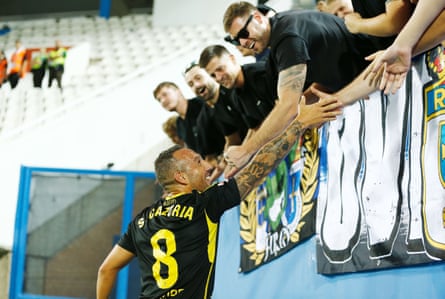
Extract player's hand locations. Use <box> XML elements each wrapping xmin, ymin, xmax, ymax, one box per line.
<box><xmin>206</xmin><ymin>155</ymin><xmax>226</xmax><ymax>183</ymax></box>
<box><xmin>223</xmin><ymin>163</ymin><xmax>239</xmax><ymax>179</ymax></box>
<box><xmin>223</xmin><ymin>146</ymin><xmax>253</xmax><ymax>178</ymax></box>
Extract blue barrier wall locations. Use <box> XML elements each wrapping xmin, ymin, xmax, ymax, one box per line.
<box><xmin>213</xmin><ymin>207</ymin><xmax>445</xmax><ymax>299</ymax></box>
<box><xmin>10</xmin><ymin>167</ymin><xmax>445</xmax><ymax>299</ymax></box>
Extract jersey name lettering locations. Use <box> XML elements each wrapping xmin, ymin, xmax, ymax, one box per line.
<box><xmin>159</xmin><ymin>288</ymin><xmax>185</xmax><ymax>299</ymax></box>
<box><xmin>149</xmin><ymin>204</ymin><xmax>194</xmax><ymax>220</ymax></box>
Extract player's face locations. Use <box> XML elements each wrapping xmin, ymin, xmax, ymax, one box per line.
<box><xmin>228</xmin><ymin>12</ymin><xmax>269</xmax><ymax>55</ymax></box>
<box><xmin>205</xmin><ymin>54</ymin><xmax>239</xmax><ymax>89</ymax></box>
<box><xmin>174</xmin><ymin>148</ymin><xmax>213</xmax><ymax>191</ymax></box>
<box><xmin>185</xmin><ymin>66</ymin><xmax>218</xmax><ymax>102</ymax></box>
<box><xmin>156</xmin><ymin>86</ymin><xmax>180</xmax><ymax>112</ymax></box>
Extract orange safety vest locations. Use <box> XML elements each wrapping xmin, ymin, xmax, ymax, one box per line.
<box><xmin>0</xmin><ymin>58</ymin><xmax>7</xmax><ymax>82</ymax></box>
<box><xmin>9</xmin><ymin>47</ymin><xmax>26</xmax><ymax>74</ymax></box>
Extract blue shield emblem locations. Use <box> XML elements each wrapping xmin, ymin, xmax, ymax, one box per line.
<box><xmin>440</xmin><ymin>122</ymin><xmax>445</xmax><ymax>187</ymax></box>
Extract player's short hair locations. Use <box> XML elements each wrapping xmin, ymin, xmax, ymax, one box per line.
<box><xmin>153</xmin><ymin>81</ymin><xmax>179</xmax><ymax>100</ymax></box>
<box><xmin>199</xmin><ymin>44</ymin><xmax>230</xmax><ymax>68</ymax></box>
<box><xmin>154</xmin><ymin>145</ymin><xmax>183</xmax><ymax>188</ymax></box>
<box><xmin>223</xmin><ymin>1</ymin><xmax>256</xmax><ymax>33</ymax></box>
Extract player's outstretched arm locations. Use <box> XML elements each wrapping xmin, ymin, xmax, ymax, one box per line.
<box><xmin>233</xmin><ymin>96</ymin><xmax>342</xmax><ymax>199</ymax></box>
<box><xmin>223</xmin><ymin>64</ymin><xmax>307</xmax><ymax>177</ymax></box>
<box><xmin>97</xmin><ymin>245</ymin><xmax>135</xmax><ymax>299</ymax></box>
<box><xmin>225</xmin><ymin>92</ymin><xmax>343</xmax><ymax>178</ymax></box>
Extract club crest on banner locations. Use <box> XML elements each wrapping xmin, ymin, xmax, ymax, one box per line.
<box><xmin>425</xmin><ymin>45</ymin><xmax>445</xmax><ymax>189</ymax></box>
<box><xmin>422</xmin><ymin>45</ymin><xmax>445</xmax><ymax>259</ymax></box>
<box><xmin>239</xmin><ymin>128</ymin><xmax>319</xmax><ymax>272</ymax></box>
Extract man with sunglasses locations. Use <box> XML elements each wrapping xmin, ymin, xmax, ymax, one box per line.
<box><xmin>221</xmin><ymin>1</ymin><xmax>378</xmax><ymax>176</ymax></box>
<box><xmin>224</xmin><ymin>3</ymin><xmax>275</xmax><ymax>62</ymax></box>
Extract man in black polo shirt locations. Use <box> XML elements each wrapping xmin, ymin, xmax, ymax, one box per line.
<box><xmin>96</xmin><ymin>93</ymin><xmax>343</xmax><ymax>299</ymax></box>
<box><xmin>199</xmin><ymin>44</ymin><xmax>277</xmax><ymax>131</ymax></box>
<box><xmin>222</xmin><ymin>1</ymin><xmax>378</xmax><ymax>176</ymax></box>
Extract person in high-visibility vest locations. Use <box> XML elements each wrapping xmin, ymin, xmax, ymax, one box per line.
<box><xmin>0</xmin><ymin>50</ymin><xmax>7</xmax><ymax>88</ymax></box>
<box><xmin>7</xmin><ymin>40</ymin><xmax>26</xmax><ymax>89</ymax></box>
<box><xmin>48</xmin><ymin>40</ymin><xmax>67</xmax><ymax>89</ymax></box>
<box><xmin>31</xmin><ymin>48</ymin><xmax>48</xmax><ymax>88</ymax></box>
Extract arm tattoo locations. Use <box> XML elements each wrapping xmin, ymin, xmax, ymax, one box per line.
<box><xmin>278</xmin><ymin>64</ymin><xmax>306</xmax><ymax>94</ymax></box>
<box><xmin>235</xmin><ymin>119</ymin><xmax>305</xmax><ymax>199</ymax></box>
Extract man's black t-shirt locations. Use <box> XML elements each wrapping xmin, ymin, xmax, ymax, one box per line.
<box><xmin>118</xmin><ymin>179</ymin><xmax>241</xmax><ymax>299</ymax></box>
<box><xmin>268</xmin><ymin>10</ymin><xmax>378</xmax><ymax>92</ymax></box>
<box><xmin>196</xmin><ymin>104</ymin><xmax>226</xmax><ymax>156</ymax></box>
<box><xmin>351</xmin><ymin>0</ymin><xmax>396</xmax><ymax>51</ymax></box>
<box><xmin>176</xmin><ymin>98</ymin><xmax>204</xmax><ymax>154</ymax></box>
<box><xmin>235</xmin><ymin>61</ymin><xmax>277</xmax><ymax>128</ymax></box>
<box><xmin>176</xmin><ymin>97</ymin><xmax>225</xmax><ymax>157</ymax></box>
<box><xmin>212</xmin><ymin>86</ymin><xmax>248</xmax><ymax>139</ymax></box>
<box><xmin>352</xmin><ymin>0</ymin><xmax>386</xmax><ymax>18</ymax></box>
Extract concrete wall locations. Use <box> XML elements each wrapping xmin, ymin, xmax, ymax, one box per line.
<box><xmin>0</xmin><ymin>250</ymin><xmax>11</xmax><ymax>299</ymax></box>
<box><xmin>24</xmin><ymin>177</ymin><xmax>157</xmax><ymax>298</ymax></box>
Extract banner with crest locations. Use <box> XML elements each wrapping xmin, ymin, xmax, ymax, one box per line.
<box><xmin>316</xmin><ymin>46</ymin><xmax>445</xmax><ymax>274</ymax></box>
<box><xmin>239</xmin><ymin>128</ymin><xmax>321</xmax><ymax>272</ymax></box>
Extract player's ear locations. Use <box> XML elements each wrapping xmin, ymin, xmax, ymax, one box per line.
<box><xmin>174</xmin><ymin>170</ymin><xmax>188</xmax><ymax>185</ymax></box>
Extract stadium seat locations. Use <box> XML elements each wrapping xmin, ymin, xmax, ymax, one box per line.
<box><xmin>0</xmin><ymin>11</ymin><xmax>224</xmax><ymax>135</ymax></box>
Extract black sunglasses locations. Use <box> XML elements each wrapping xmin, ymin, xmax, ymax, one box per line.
<box><xmin>224</xmin><ymin>14</ymin><xmax>253</xmax><ymax>46</ymax></box>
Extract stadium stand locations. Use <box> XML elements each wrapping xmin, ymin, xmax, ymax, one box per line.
<box><xmin>0</xmin><ymin>13</ymin><xmax>225</xmax><ymax>135</ymax></box>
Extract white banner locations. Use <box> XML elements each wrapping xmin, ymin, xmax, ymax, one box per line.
<box><xmin>316</xmin><ymin>47</ymin><xmax>445</xmax><ymax>274</ymax></box>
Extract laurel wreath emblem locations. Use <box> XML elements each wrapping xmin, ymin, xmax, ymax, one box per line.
<box><xmin>240</xmin><ymin>128</ymin><xmax>320</xmax><ymax>268</ymax></box>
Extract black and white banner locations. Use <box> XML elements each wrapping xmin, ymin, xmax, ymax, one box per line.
<box><xmin>316</xmin><ymin>47</ymin><xmax>445</xmax><ymax>274</ymax></box>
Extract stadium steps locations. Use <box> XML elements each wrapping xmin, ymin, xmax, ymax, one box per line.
<box><xmin>0</xmin><ymin>13</ymin><xmax>224</xmax><ymax>136</ymax></box>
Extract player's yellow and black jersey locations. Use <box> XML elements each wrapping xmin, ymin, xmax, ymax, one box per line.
<box><xmin>118</xmin><ymin>178</ymin><xmax>241</xmax><ymax>299</ymax></box>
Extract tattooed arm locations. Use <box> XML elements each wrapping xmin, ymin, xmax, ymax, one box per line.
<box><xmin>223</xmin><ymin>64</ymin><xmax>306</xmax><ymax>176</ymax></box>
<box><xmin>246</xmin><ymin>64</ymin><xmax>306</xmax><ymax>152</ymax></box>
<box><xmin>234</xmin><ymin>96</ymin><xmax>342</xmax><ymax>199</ymax></box>
<box><xmin>234</xmin><ymin>118</ymin><xmax>303</xmax><ymax>199</ymax></box>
